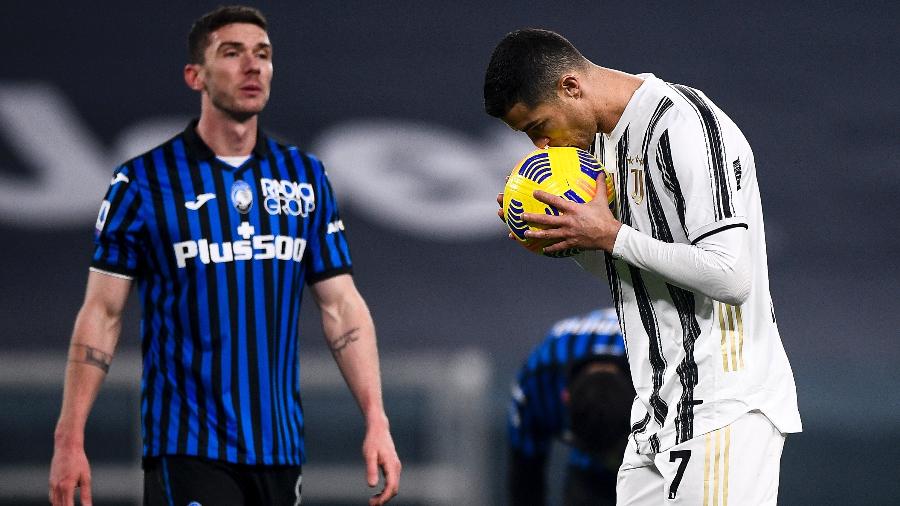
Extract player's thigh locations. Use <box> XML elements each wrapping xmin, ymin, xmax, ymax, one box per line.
<box><xmin>143</xmin><ymin>455</ymin><xmax>245</xmax><ymax>506</ymax></box>
<box><xmin>655</xmin><ymin>410</ymin><xmax>785</xmax><ymax>505</ymax></box>
<box><xmin>251</xmin><ymin>465</ymin><xmax>303</xmax><ymax>506</ymax></box>
<box><xmin>616</xmin><ymin>438</ymin><xmax>664</xmax><ymax>506</ymax></box>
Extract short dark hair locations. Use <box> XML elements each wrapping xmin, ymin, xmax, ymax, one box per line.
<box><xmin>188</xmin><ymin>5</ymin><xmax>268</xmax><ymax>64</ymax></box>
<box><xmin>567</xmin><ymin>358</ymin><xmax>634</xmax><ymax>455</ymax></box>
<box><xmin>483</xmin><ymin>28</ymin><xmax>588</xmax><ymax>118</ymax></box>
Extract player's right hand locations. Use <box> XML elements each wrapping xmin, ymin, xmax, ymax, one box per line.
<box><xmin>49</xmin><ymin>444</ymin><xmax>92</xmax><ymax>506</ymax></box>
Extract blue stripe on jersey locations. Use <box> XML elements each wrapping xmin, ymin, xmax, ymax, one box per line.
<box><xmin>573</xmin><ymin>331</ymin><xmax>590</xmax><ymax>359</ymax></box>
<box><xmin>555</xmin><ymin>335</ymin><xmax>569</xmax><ymax>364</ymax></box>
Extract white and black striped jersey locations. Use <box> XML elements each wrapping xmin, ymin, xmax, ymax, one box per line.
<box><xmin>577</xmin><ymin>74</ymin><xmax>801</xmax><ymax>455</ymax></box>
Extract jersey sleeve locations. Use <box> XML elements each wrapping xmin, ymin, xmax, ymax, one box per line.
<box><xmin>91</xmin><ymin>164</ymin><xmax>144</xmax><ymax>279</ymax></box>
<box><xmin>656</xmin><ymin>107</ymin><xmax>747</xmax><ymax>244</ymax></box>
<box><xmin>302</xmin><ymin>154</ymin><xmax>353</xmax><ymax>284</ymax></box>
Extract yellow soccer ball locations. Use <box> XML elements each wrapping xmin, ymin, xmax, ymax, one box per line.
<box><xmin>503</xmin><ymin>147</ymin><xmax>615</xmax><ymax>257</ymax></box>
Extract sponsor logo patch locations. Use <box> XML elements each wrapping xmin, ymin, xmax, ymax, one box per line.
<box><xmin>261</xmin><ymin>178</ymin><xmax>315</xmax><ymax>217</ymax></box>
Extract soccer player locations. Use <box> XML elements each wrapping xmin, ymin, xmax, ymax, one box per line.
<box><xmin>508</xmin><ymin>308</ymin><xmax>633</xmax><ymax>506</ymax></box>
<box><xmin>48</xmin><ymin>6</ymin><xmax>400</xmax><ymax>506</ymax></box>
<box><xmin>485</xmin><ymin>29</ymin><xmax>801</xmax><ymax>505</ymax></box>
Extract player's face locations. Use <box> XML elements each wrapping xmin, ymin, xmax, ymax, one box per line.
<box><xmin>503</xmin><ymin>95</ymin><xmax>597</xmax><ymax>150</ymax></box>
<box><xmin>198</xmin><ymin>23</ymin><xmax>273</xmax><ymax>120</ymax></box>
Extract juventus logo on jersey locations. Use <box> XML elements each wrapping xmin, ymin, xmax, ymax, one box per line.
<box><xmin>628</xmin><ymin>156</ymin><xmax>646</xmax><ymax>205</ymax></box>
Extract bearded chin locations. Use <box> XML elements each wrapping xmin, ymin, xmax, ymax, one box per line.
<box><xmin>210</xmin><ymin>91</ymin><xmax>268</xmax><ymax>123</ymax></box>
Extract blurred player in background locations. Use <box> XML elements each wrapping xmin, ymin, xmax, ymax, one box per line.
<box><xmin>508</xmin><ymin>308</ymin><xmax>633</xmax><ymax>506</ymax></box>
<box><xmin>49</xmin><ymin>6</ymin><xmax>400</xmax><ymax>506</ymax></box>
<box><xmin>485</xmin><ymin>29</ymin><xmax>800</xmax><ymax>505</ymax></box>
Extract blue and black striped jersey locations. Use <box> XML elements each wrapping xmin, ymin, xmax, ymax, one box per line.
<box><xmin>508</xmin><ymin>308</ymin><xmax>625</xmax><ymax>473</ymax></box>
<box><xmin>91</xmin><ymin>120</ymin><xmax>352</xmax><ymax>465</ymax></box>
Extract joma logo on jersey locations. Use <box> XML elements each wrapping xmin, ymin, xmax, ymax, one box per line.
<box><xmin>173</xmin><ymin>223</ymin><xmax>307</xmax><ymax>268</ymax></box>
<box><xmin>260</xmin><ymin>178</ymin><xmax>315</xmax><ymax>217</ymax></box>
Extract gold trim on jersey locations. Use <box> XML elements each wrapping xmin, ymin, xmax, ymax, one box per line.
<box><xmin>718</xmin><ymin>303</ymin><xmax>745</xmax><ymax>372</ymax></box>
<box><xmin>629</xmin><ymin>164</ymin><xmax>645</xmax><ymax>204</ymax></box>
<box><xmin>704</xmin><ymin>426</ymin><xmax>732</xmax><ymax>506</ymax></box>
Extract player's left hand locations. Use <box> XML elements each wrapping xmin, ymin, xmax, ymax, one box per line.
<box><xmin>362</xmin><ymin>421</ymin><xmax>401</xmax><ymax>505</ymax></box>
<box><xmin>522</xmin><ymin>171</ymin><xmax>622</xmax><ymax>253</ymax></box>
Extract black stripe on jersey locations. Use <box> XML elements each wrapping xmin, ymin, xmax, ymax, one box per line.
<box><xmin>650</xmin><ymin>435</ymin><xmax>660</xmax><ymax>453</ymax></box>
<box><xmin>642</xmin><ymin>142</ymin><xmax>702</xmax><ymax>444</ymax></box>
<box><xmin>733</xmin><ymin>159</ymin><xmax>742</xmax><ymax>191</ymax></box>
<box><xmin>631</xmin><ymin>412</ymin><xmax>651</xmax><ymax>435</ymax></box>
<box><xmin>642</xmin><ymin>162</ymin><xmax>703</xmax><ymax>445</ymax></box>
<box><xmin>278</xmin><ymin>148</ymin><xmax>306</xmax><ymax>462</ymax></box>
<box><xmin>227</xmin><ymin>214</ymin><xmax>245</xmax><ymax>463</ymax></box>
<box><xmin>300</xmin><ymin>153</ymin><xmax>331</xmax><ymax>271</ymax></box>
<box><xmin>690</xmin><ymin>223</ymin><xmax>748</xmax><ymax>245</ymax></box>
<box><xmin>603</xmin><ymin>252</ymin><xmax>626</xmax><ymax>356</ymax></box>
<box><xmin>642</xmin><ymin>100</ymin><xmax>675</xmax><ymax>243</ymax></box>
<box><xmin>257</xmin><ymin>157</ymin><xmax>286</xmax><ymax>463</ymax></box>
<box><xmin>206</xmin><ymin>165</ymin><xmax>232</xmax><ymax>460</ymax></box>
<box><xmin>629</xmin><ymin>266</ymin><xmax>668</xmax><ymax>427</ymax></box>
<box><xmin>242</xmin><ymin>163</ymin><xmax>265</xmax><ymax>464</ymax></box>
<box><xmin>640</xmin><ymin>98</ymin><xmax>674</xmax><ymax>169</ymax></box>
<box><xmin>137</xmin><ymin>155</ymin><xmax>163</xmax><ymax>455</ymax></box>
<box><xmin>184</xmin><ymin>155</ymin><xmax>216</xmax><ymax>459</ymax></box>
<box><xmin>672</xmin><ymin>84</ymin><xmax>734</xmax><ymax>221</ymax></box>
<box><xmin>656</xmin><ymin>131</ymin><xmax>689</xmax><ymax>239</ymax></box>
<box><xmin>143</xmin><ymin>148</ymin><xmax>178</xmax><ymax>455</ymax></box>
<box><xmin>544</xmin><ymin>339</ymin><xmax>563</xmax><ymax>431</ymax></box>
<box><xmin>287</xmin><ymin>152</ymin><xmax>318</xmax><ymax>271</ymax></box>
<box><xmin>668</xmin><ymin>285</ymin><xmax>701</xmax><ymax>444</ymax></box>
<box><xmin>174</xmin><ymin>147</ymin><xmax>210</xmax><ymax>457</ymax></box>
<box><xmin>616</xmin><ymin>128</ymin><xmax>631</xmax><ymax>226</ymax></box>
<box><xmin>161</xmin><ymin>144</ymin><xmax>194</xmax><ymax>455</ymax></box>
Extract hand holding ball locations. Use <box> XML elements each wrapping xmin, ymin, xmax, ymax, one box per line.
<box><xmin>502</xmin><ymin>147</ymin><xmax>615</xmax><ymax>257</ymax></box>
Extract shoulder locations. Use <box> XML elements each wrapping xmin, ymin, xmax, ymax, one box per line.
<box><xmin>110</xmin><ymin>131</ymin><xmax>184</xmax><ymax>180</ymax></box>
<box><xmin>654</xmin><ymin>80</ymin><xmax>722</xmax><ymax>130</ymax></box>
<box><xmin>264</xmin><ymin>133</ymin><xmax>325</xmax><ymax>168</ymax></box>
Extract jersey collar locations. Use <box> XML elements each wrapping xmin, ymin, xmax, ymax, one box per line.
<box><xmin>182</xmin><ymin>118</ymin><xmax>271</xmax><ymax>161</ymax></box>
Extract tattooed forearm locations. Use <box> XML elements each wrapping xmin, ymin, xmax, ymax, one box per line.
<box><xmin>328</xmin><ymin>327</ymin><xmax>360</xmax><ymax>356</ymax></box>
<box><xmin>70</xmin><ymin>343</ymin><xmax>112</xmax><ymax>373</ymax></box>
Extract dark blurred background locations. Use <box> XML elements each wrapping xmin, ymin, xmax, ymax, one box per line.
<box><xmin>1</xmin><ymin>1</ymin><xmax>898</xmax><ymax>504</ymax></box>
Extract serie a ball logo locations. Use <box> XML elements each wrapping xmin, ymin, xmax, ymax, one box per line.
<box><xmin>503</xmin><ymin>147</ymin><xmax>615</xmax><ymax>258</ymax></box>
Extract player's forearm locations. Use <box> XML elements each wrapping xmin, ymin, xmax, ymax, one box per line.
<box><xmin>321</xmin><ymin>293</ymin><xmax>388</xmax><ymax>425</ymax></box>
<box><xmin>611</xmin><ymin>225</ymin><xmax>751</xmax><ymax>305</ymax></box>
<box><xmin>54</xmin><ymin>305</ymin><xmax>122</xmax><ymax>446</ymax></box>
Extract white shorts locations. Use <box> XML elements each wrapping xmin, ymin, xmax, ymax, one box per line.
<box><xmin>616</xmin><ymin>410</ymin><xmax>785</xmax><ymax>505</ymax></box>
